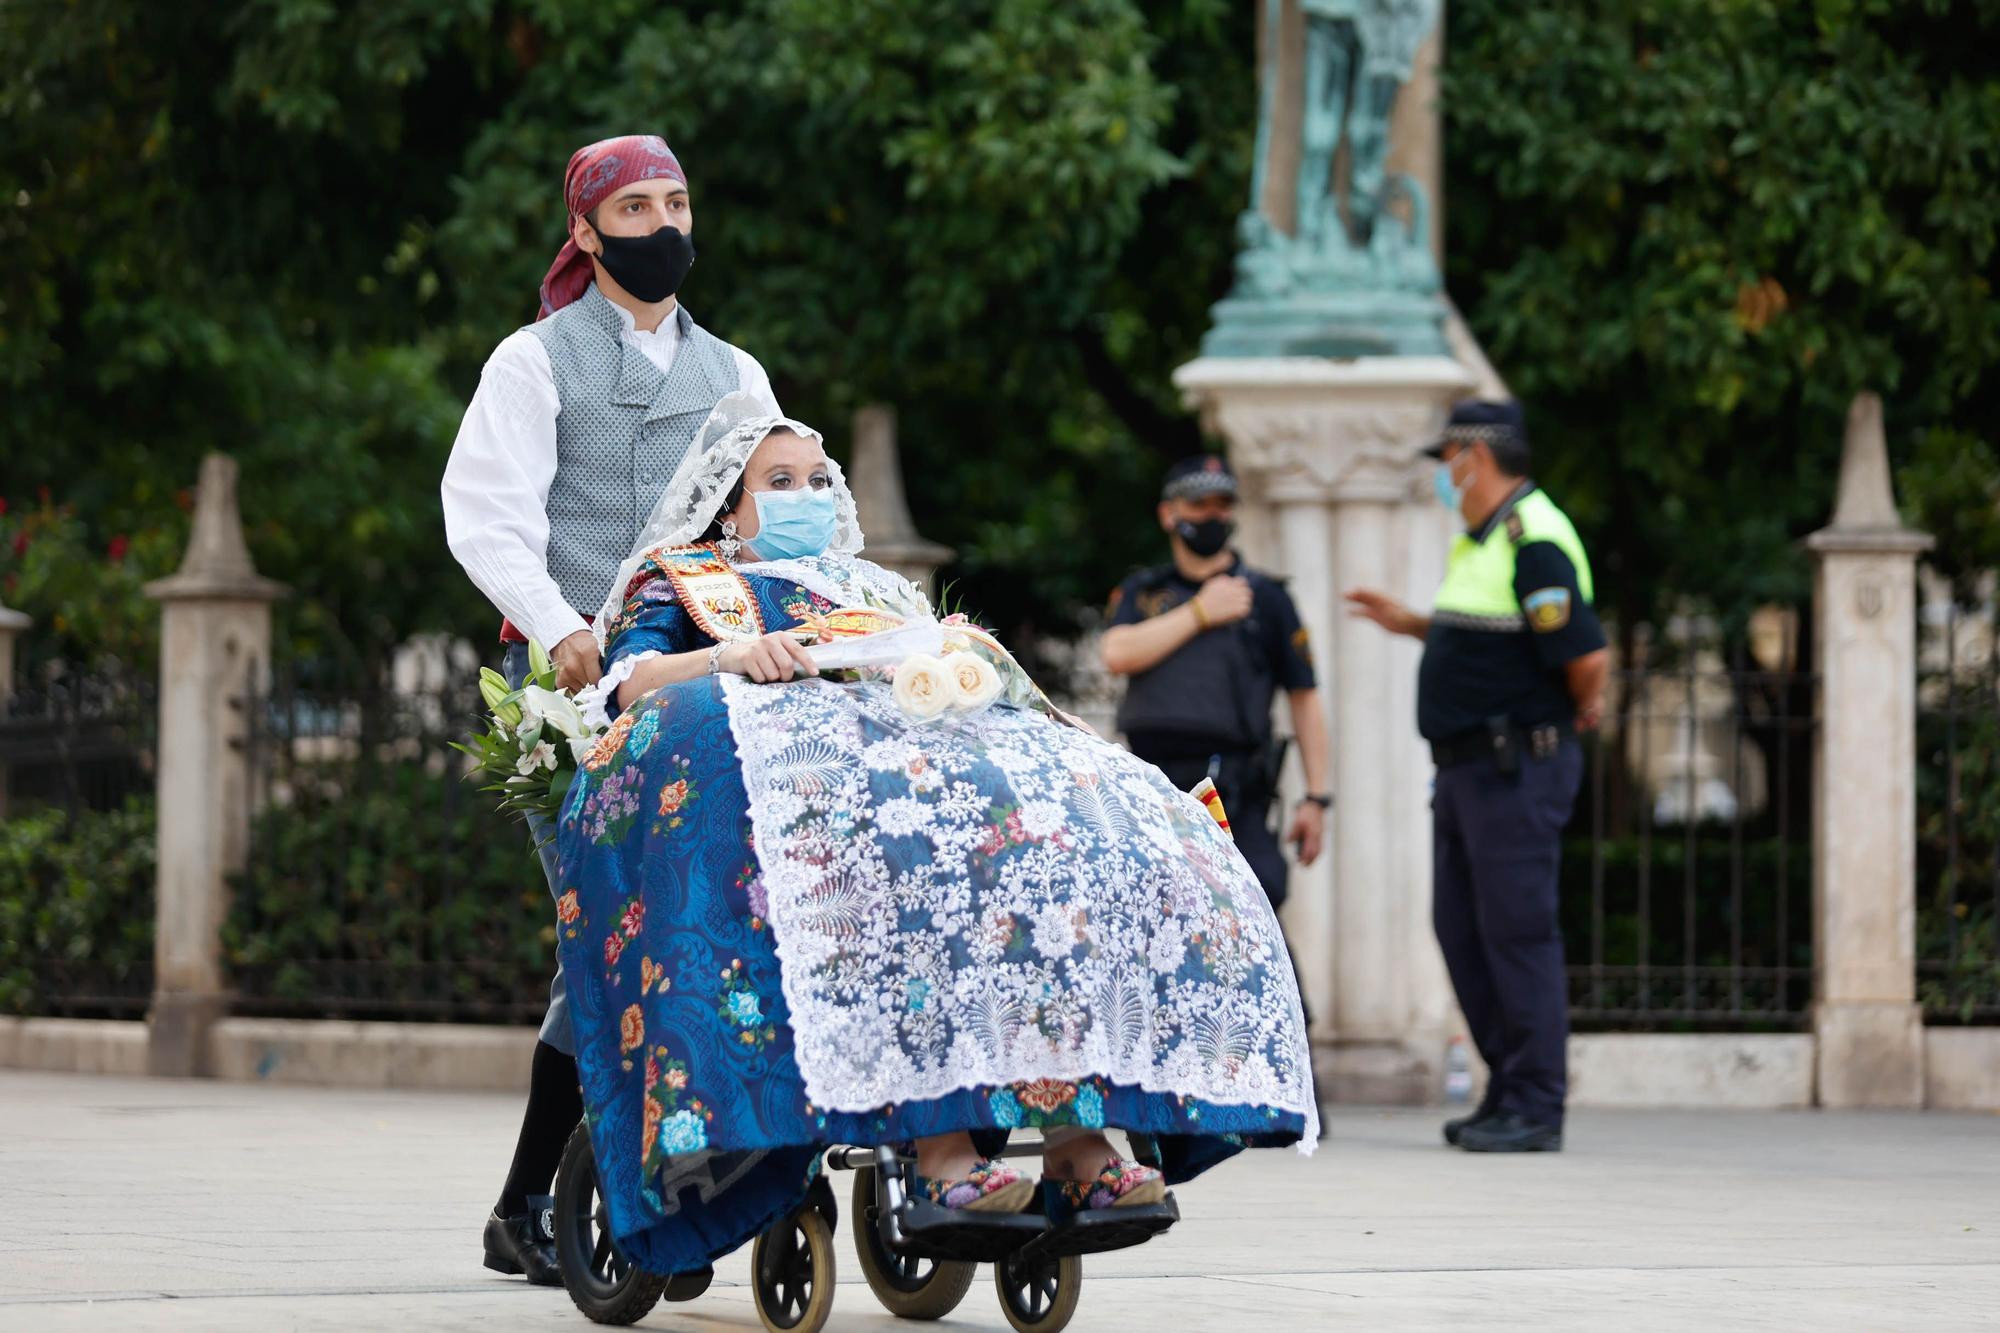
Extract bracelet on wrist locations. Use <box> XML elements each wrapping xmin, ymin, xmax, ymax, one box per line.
<box><xmin>1190</xmin><ymin>598</ymin><xmax>1212</xmax><ymax>631</ymax></box>
<box><xmin>1300</xmin><ymin>793</ymin><xmax>1333</xmax><ymax>810</ymax></box>
<box><xmin>707</xmin><ymin>642</ymin><xmax>728</xmax><ymax>675</ymax></box>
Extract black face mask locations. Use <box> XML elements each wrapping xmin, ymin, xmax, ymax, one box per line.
<box><xmin>590</xmin><ymin>223</ymin><xmax>695</xmax><ymax>303</ymax></box>
<box><xmin>1174</xmin><ymin>518</ymin><xmax>1235</xmax><ymax>558</ymax></box>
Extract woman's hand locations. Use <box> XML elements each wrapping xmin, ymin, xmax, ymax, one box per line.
<box><xmin>722</xmin><ymin>632</ymin><xmax>820</xmax><ymax>683</ymax></box>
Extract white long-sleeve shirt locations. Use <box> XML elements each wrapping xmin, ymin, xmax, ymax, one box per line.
<box><xmin>441</xmin><ymin>298</ymin><xmax>777</xmax><ymax>648</ymax></box>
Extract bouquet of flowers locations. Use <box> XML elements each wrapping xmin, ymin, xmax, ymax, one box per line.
<box><xmin>456</xmin><ymin>640</ymin><xmax>605</xmax><ymax>831</ymax></box>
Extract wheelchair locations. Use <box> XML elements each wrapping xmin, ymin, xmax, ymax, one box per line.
<box><xmin>553</xmin><ymin>1122</ymin><xmax>1180</xmax><ymax>1332</ymax></box>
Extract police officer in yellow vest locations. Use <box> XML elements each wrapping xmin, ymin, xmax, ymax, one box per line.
<box><xmin>1347</xmin><ymin>401</ymin><xmax>1608</xmax><ymax>1153</ymax></box>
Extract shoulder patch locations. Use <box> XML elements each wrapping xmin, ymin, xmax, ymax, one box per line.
<box><xmin>1505</xmin><ymin>513</ymin><xmax>1526</xmax><ymax>543</ymax></box>
<box><xmin>1522</xmin><ymin>586</ymin><xmax>1572</xmax><ymax>632</ymax></box>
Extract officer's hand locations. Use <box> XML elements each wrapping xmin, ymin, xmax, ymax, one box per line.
<box><xmin>1196</xmin><ymin>574</ymin><xmax>1255</xmax><ymax>627</ymax></box>
<box><xmin>1344</xmin><ymin>589</ymin><xmax>1423</xmax><ymax>639</ymax></box>
<box><xmin>1576</xmin><ymin>700</ymin><xmax>1604</xmax><ymax>732</ymax></box>
<box><xmin>1288</xmin><ymin>801</ymin><xmax>1326</xmax><ymax>867</ymax></box>
<box><xmin>721</xmin><ymin>632</ymin><xmax>820</xmax><ymax>684</ymax></box>
<box><xmin>552</xmin><ymin>630</ymin><xmax>604</xmax><ymax>693</ymax></box>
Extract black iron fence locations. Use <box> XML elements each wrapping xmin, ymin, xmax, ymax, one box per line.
<box><xmin>227</xmin><ymin>658</ymin><xmax>553</xmax><ymax>1024</ymax></box>
<box><xmin>1563</xmin><ymin>655</ymin><xmax>1816</xmax><ymax>1030</ymax></box>
<box><xmin>0</xmin><ymin>667</ymin><xmax>156</xmax><ymax>1017</ymax></box>
<box><xmin>1917</xmin><ymin>601</ymin><xmax>2000</xmax><ymax>1024</ymax></box>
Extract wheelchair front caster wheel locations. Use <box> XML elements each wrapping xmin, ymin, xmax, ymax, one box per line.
<box><xmin>753</xmin><ymin>1203</ymin><xmax>837</xmax><ymax>1332</ymax></box>
<box><xmin>995</xmin><ymin>1248</ymin><xmax>1081</xmax><ymax>1333</ymax></box>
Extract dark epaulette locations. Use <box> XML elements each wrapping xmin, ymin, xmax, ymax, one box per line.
<box><xmin>1505</xmin><ymin>513</ymin><xmax>1526</xmax><ymax>544</ymax></box>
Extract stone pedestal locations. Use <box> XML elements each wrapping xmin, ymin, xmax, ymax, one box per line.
<box><xmin>1805</xmin><ymin>394</ymin><xmax>1931</xmax><ymax>1108</ymax></box>
<box><xmin>1175</xmin><ymin>355</ymin><xmax>1472</xmax><ymax>1102</ymax></box>
<box><xmin>847</xmin><ymin>405</ymin><xmax>954</xmax><ymax>596</ymax></box>
<box><xmin>144</xmin><ymin>455</ymin><xmax>286</xmax><ymax>1077</ymax></box>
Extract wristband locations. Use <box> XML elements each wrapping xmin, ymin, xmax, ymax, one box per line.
<box><xmin>707</xmin><ymin>642</ymin><xmax>728</xmax><ymax>675</ymax></box>
<box><xmin>1190</xmin><ymin>598</ymin><xmax>1212</xmax><ymax>631</ymax></box>
<box><xmin>1300</xmin><ymin>793</ymin><xmax>1333</xmax><ymax>810</ymax></box>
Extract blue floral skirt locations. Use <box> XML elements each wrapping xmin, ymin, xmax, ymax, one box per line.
<box><xmin>557</xmin><ymin>677</ymin><xmax>1308</xmax><ymax>1276</ymax></box>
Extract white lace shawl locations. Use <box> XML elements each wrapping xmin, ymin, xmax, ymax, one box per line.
<box><xmin>592</xmin><ymin>391</ymin><xmax>865</xmax><ymax>653</ymax></box>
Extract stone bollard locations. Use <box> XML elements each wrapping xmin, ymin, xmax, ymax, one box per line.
<box><xmin>0</xmin><ymin>598</ymin><xmax>28</xmax><ymax>818</ymax></box>
<box><xmin>1805</xmin><ymin>394</ymin><xmax>1932</xmax><ymax>1108</ymax></box>
<box><xmin>848</xmin><ymin>405</ymin><xmax>954</xmax><ymax>596</ymax></box>
<box><xmin>143</xmin><ymin>455</ymin><xmax>286</xmax><ymax>1077</ymax></box>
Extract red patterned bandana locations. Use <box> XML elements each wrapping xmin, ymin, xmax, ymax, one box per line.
<box><xmin>537</xmin><ymin>135</ymin><xmax>687</xmax><ymax>320</ymax></box>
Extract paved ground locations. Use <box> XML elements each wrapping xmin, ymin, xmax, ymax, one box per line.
<box><xmin>1</xmin><ymin>1072</ymin><xmax>1995</xmax><ymax>1332</ymax></box>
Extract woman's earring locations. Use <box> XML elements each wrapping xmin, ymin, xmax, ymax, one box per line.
<box><xmin>718</xmin><ymin>518</ymin><xmax>742</xmax><ymax>562</ymax></box>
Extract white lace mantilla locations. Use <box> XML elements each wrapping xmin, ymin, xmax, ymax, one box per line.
<box><xmin>720</xmin><ymin>672</ymin><xmax>1320</xmax><ymax>1149</ymax></box>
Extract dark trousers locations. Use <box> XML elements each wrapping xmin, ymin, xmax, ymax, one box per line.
<box><xmin>1139</xmin><ymin>753</ymin><xmax>1287</xmax><ymax>910</ymax></box>
<box><xmin>1432</xmin><ymin>743</ymin><xmax>1582</xmax><ymax>1126</ymax></box>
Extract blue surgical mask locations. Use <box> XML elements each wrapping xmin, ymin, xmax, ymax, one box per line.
<box><xmin>747</xmin><ymin>488</ymin><xmax>838</xmax><ymax>561</ymax></box>
<box><xmin>1432</xmin><ymin>461</ymin><xmax>1462</xmax><ymax>511</ymax></box>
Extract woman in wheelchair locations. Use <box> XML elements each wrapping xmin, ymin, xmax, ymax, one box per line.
<box><xmin>554</xmin><ymin>396</ymin><xmax>1318</xmax><ymax>1296</ymax></box>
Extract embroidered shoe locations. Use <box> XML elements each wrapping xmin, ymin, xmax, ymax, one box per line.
<box><xmin>918</xmin><ymin>1159</ymin><xmax>1035</xmax><ymax>1213</ymax></box>
<box><xmin>1052</xmin><ymin>1160</ymin><xmax>1166</xmax><ymax>1213</ymax></box>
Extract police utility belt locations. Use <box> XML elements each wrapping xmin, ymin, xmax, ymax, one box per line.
<box><xmin>1431</xmin><ymin>718</ymin><xmax>1571</xmax><ymax>776</ymax></box>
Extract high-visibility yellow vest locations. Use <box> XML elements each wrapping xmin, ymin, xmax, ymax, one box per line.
<box><xmin>1432</xmin><ymin>489</ymin><xmax>1594</xmax><ymax>627</ymax></box>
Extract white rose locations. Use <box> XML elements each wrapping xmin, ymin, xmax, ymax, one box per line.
<box><xmin>892</xmin><ymin>654</ymin><xmax>957</xmax><ymax>721</ymax></box>
<box><xmin>946</xmin><ymin>652</ymin><xmax>1003</xmax><ymax>710</ymax></box>
<box><xmin>521</xmin><ymin>684</ymin><xmax>589</xmax><ymax>740</ymax></box>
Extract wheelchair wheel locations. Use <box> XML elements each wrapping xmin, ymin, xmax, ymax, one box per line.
<box><xmin>752</xmin><ymin>1203</ymin><xmax>836</xmax><ymax>1333</ymax></box>
<box><xmin>850</xmin><ymin>1165</ymin><xmax>977</xmax><ymax>1319</ymax></box>
<box><xmin>994</xmin><ymin>1248</ymin><xmax>1081</xmax><ymax>1333</ymax></box>
<box><xmin>554</xmin><ymin>1122</ymin><xmax>669</xmax><ymax>1325</ymax></box>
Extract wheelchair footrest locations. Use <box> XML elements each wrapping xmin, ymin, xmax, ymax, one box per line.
<box><xmin>1020</xmin><ymin>1194</ymin><xmax>1180</xmax><ymax>1263</ymax></box>
<box><xmin>889</xmin><ymin>1197</ymin><xmax>1048</xmax><ymax>1265</ymax></box>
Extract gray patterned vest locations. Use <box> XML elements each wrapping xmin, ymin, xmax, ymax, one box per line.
<box><xmin>527</xmin><ymin>285</ymin><xmax>742</xmax><ymax>613</ymax></box>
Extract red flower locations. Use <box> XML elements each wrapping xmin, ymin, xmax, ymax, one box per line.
<box><xmin>658</xmin><ymin>779</ymin><xmax>690</xmax><ymax>815</ymax></box>
<box><xmin>619</xmin><ymin>1003</ymin><xmax>645</xmax><ymax>1054</ymax></box>
<box><xmin>0</xmin><ymin>497</ymin><xmax>8</xmax><ymax>515</ymax></box>
<box><xmin>977</xmin><ymin>826</ymin><xmax>1006</xmax><ymax>858</ymax></box>
<box><xmin>11</xmin><ymin>533</ymin><xmax>27</xmax><ymax>558</ymax></box>
<box><xmin>556</xmin><ymin>890</ymin><xmax>580</xmax><ymax>925</ymax></box>
<box><xmin>621</xmin><ymin>899</ymin><xmax>645</xmax><ymax>938</ymax></box>
<box><xmin>604</xmin><ymin>933</ymin><xmax>627</xmax><ymax>966</ymax></box>
<box><xmin>107</xmin><ymin>534</ymin><xmax>130</xmax><ymax>562</ymax></box>
<box><xmin>1005</xmin><ymin>811</ymin><xmax>1029</xmax><ymax>845</ymax></box>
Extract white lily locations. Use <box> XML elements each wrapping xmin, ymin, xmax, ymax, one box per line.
<box><xmin>569</xmin><ymin>735</ymin><xmax>597</xmax><ymax>765</ymax></box>
<box><xmin>522</xmin><ymin>684</ymin><xmax>590</xmax><ymax>740</ymax></box>
<box><xmin>517</xmin><ymin>740</ymin><xmax>558</xmax><ymax>775</ymax></box>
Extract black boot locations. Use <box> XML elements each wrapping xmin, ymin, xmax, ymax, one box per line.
<box><xmin>1458</xmin><ymin>1112</ymin><xmax>1563</xmax><ymax>1153</ymax></box>
<box><xmin>483</xmin><ymin>1193</ymin><xmax>561</xmax><ymax>1285</ymax></box>
<box><xmin>1442</xmin><ymin>1108</ymin><xmax>1497</xmax><ymax>1147</ymax></box>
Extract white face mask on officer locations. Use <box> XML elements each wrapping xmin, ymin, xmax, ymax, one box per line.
<box><xmin>1433</xmin><ymin>449</ymin><xmax>1476</xmax><ymax>512</ymax></box>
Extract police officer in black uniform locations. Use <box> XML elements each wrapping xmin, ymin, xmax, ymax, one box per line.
<box><xmin>1101</xmin><ymin>454</ymin><xmax>1331</xmax><ymax>910</ymax></box>
<box><xmin>1347</xmin><ymin>401</ymin><xmax>1609</xmax><ymax>1153</ymax></box>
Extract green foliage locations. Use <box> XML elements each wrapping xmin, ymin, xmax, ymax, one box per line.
<box><xmin>0</xmin><ymin>497</ymin><xmax>184</xmax><ymax>671</ymax></box>
<box><xmin>226</xmin><ymin>759</ymin><xmax>553</xmax><ymax>1020</ymax></box>
<box><xmin>0</xmin><ymin>799</ymin><xmax>155</xmax><ymax>1016</ymax></box>
<box><xmin>1899</xmin><ymin>427</ymin><xmax>2000</xmax><ymax>601</ymax></box>
<box><xmin>1447</xmin><ymin>1</ymin><xmax>2000</xmax><ymax>632</ymax></box>
<box><xmin>2</xmin><ymin>0</ymin><xmax>1250</xmax><ymax>666</ymax></box>
<box><xmin>1916</xmin><ymin>682</ymin><xmax>2000</xmax><ymax>1021</ymax></box>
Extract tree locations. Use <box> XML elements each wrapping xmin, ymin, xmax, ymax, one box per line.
<box><xmin>1445</xmin><ymin>0</ymin><xmax>2000</xmax><ymax>638</ymax></box>
<box><xmin>1</xmin><ymin>0</ymin><xmax>1252</xmax><ymax>672</ymax></box>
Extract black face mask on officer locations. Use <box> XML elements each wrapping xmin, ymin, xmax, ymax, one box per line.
<box><xmin>589</xmin><ymin>222</ymin><xmax>696</xmax><ymax>303</ymax></box>
<box><xmin>1174</xmin><ymin>518</ymin><xmax>1235</xmax><ymax>558</ymax></box>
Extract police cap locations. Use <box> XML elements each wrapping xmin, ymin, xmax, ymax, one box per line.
<box><xmin>1424</xmin><ymin>399</ymin><xmax>1530</xmax><ymax>471</ymax></box>
<box><xmin>1161</xmin><ymin>454</ymin><xmax>1238</xmax><ymax>502</ymax></box>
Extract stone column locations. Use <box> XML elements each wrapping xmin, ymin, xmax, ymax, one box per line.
<box><xmin>143</xmin><ymin>455</ymin><xmax>285</xmax><ymax>1077</ymax></box>
<box><xmin>847</xmin><ymin>405</ymin><xmax>954</xmax><ymax>595</ymax></box>
<box><xmin>1175</xmin><ymin>355</ymin><xmax>1473</xmax><ymax>1101</ymax></box>
<box><xmin>0</xmin><ymin>599</ymin><xmax>28</xmax><ymax>819</ymax></box>
<box><xmin>1805</xmin><ymin>394</ymin><xmax>1931</xmax><ymax>1108</ymax></box>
